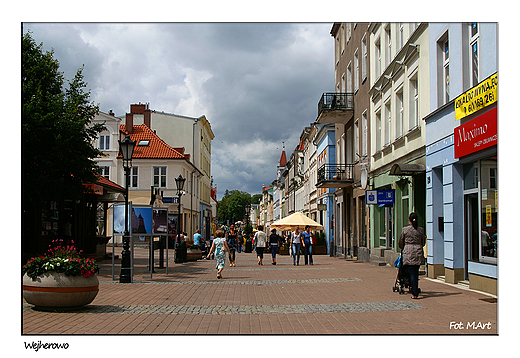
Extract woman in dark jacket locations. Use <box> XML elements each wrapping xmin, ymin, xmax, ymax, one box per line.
<box><xmin>398</xmin><ymin>212</ymin><xmax>426</xmax><ymax>299</ymax></box>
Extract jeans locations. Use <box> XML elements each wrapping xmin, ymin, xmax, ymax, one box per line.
<box><xmin>303</xmin><ymin>244</ymin><xmax>313</xmax><ymax>265</ymax></box>
<box><xmin>270</xmin><ymin>245</ymin><xmax>278</xmax><ymax>259</ymax></box>
<box><xmin>229</xmin><ymin>248</ymin><xmax>236</xmax><ymax>263</ymax></box>
<box><xmin>408</xmin><ymin>265</ymin><xmax>420</xmax><ymax>297</ymax></box>
<box><xmin>292</xmin><ymin>243</ymin><xmax>301</xmax><ymax>264</ymax></box>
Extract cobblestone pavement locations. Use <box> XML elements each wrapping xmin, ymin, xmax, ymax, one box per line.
<box><xmin>22</xmin><ymin>249</ymin><xmax>498</xmax><ymax>336</ymax></box>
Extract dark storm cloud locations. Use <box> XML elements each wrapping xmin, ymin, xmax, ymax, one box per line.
<box><xmin>22</xmin><ymin>22</ymin><xmax>333</xmax><ymax>198</ymax></box>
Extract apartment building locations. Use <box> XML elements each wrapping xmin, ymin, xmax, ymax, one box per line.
<box><xmin>367</xmin><ymin>23</ymin><xmax>429</xmax><ymax>264</ymax></box>
<box><xmin>425</xmin><ymin>23</ymin><xmax>497</xmax><ymax>295</ymax></box>
<box><xmin>119</xmin><ymin>103</ymin><xmax>214</xmax><ymax>241</ymax></box>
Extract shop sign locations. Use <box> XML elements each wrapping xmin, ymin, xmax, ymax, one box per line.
<box><xmin>454</xmin><ymin>107</ymin><xmax>497</xmax><ymax>159</ymax></box>
<box><xmin>365</xmin><ymin>190</ymin><xmax>394</xmax><ymax>205</ymax></box>
<box><xmin>455</xmin><ymin>72</ymin><xmax>497</xmax><ymax>121</ymax></box>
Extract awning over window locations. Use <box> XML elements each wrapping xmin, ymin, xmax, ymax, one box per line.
<box><xmin>389</xmin><ymin>163</ymin><xmax>426</xmax><ymax>176</ymax></box>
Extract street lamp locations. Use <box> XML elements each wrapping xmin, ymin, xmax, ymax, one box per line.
<box><xmin>174</xmin><ymin>174</ymin><xmax>186</xmax><ymax>263</ymax></box>
<box><xmin>119</xmin><ymin>134</ymin><xmax>136</xmax><ymax>283</ymax></box>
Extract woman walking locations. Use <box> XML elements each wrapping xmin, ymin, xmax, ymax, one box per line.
<box><xmin>269</xmin><ymin>228</ymin><xmax>283</xmax><ymax>265</ymax></box>
<box><xmin>398</xmin><ymin>212</ymin><xmax>426</xmax><ymax>299</ymax></box>
<box><xmin>207</xmin><ymin>230</ymin><xmax>230</xmax><ymax>279</ymax></box>
<box><xmin>226</xmin><ymin>225</ymin><xmax>238</xmax><ymax>267</ymax></box>
<box><xmin>291</xmin><ymin>228</ymin><xmax>302</xmax><ymax>266</ymax></box>
<box><xmin>301</xmin><ymin>225</ymin><xmax>313</xmax><ymax>265</ymax></box>
<box><xmin>253</xmin><ymin>225</ymin><xmax>267</xmax><ymax>265</ymax></box>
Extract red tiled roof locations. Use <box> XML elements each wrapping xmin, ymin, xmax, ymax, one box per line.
<box><xmin>95</xmin><ymin>174</ymin><xmax>125</xmax><ymax>193</ymax></box>
<box><xmin>120</xmin><ymin>124</ymin><xmax>186</xmax><ymax>160</ymax></box>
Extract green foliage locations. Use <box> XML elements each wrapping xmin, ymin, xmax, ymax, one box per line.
<box><xmin>22</xmin><ymin>32</ymin><xmax>105</xmax><ymax>206</ymax></box>
<box><xmin>251</xmin><ymin>194</ymin><xmax>262</xmax><ymax>204</ymax></box>
<box><xmin>315</xmin><ymin>232</ymin><xmax>327</xmax><ymax>246</ymax></box>
<box><xmin>243</xmin><ymin>224</ymin><xmax>253</xmax><ymax>237</ymax></box>
<box><xmin>217</xmin><ymin>190</ymin><xmax>252</xmax><ymax>225</ymax></box>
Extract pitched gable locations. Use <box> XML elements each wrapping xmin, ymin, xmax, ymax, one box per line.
<box><xmin>119</xmin><ymin>124</ymin><xmax>185</xmax><ymax>159</ymax></box>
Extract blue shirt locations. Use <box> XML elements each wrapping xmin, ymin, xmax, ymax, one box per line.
<box><xmin>301</xmin><ymin>231</ymin><xmax>311</xmax><ymax>245</ymax></box>
<box><xmin>193</xmin><ymin>233</ymin><xmax>203</xmax><ymax>246</ymax></box>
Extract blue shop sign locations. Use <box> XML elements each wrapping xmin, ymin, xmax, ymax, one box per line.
<box><xmin>365</xmin><ymin>190</ymin><xmax>395</xmax><ymax>205</ymax></box>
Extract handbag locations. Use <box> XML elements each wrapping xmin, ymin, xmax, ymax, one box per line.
<box><xmin>394</xmin><ymin>255</ymin><xmax>402</xmax><ymax>269</ymax></box>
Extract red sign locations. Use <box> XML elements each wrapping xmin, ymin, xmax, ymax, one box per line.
<box><xmin>454</xmin><ymin>107</ymin><xmax>497</xmax><ymax>159</ymax></box>
<box><xmin>83</xmin><ymin>183</ymin><xmax>103</xmax><ymax>195</ymax></box>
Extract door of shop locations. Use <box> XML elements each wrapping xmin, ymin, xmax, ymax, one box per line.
<box><xmin>464</xmin><ymin>193</ymin><xmax>479</xmax><ymax>280</ymax></box>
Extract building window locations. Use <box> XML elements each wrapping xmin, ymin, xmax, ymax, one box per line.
<box><xmin>375</xmin><ymin>38</ymin><xmax>381</xmax><ymax>79</ymax></box>
<box><xmin>362</xmin><ymin>111</ymin><xmax>368</xmax><ymax>156</ymax></box>
<box><xmin>409</xmin><ymin>76</ymin><xmax>419</xmax><ymax>130</ymax></box>
<box><xmin>375</xmin><ymin>110</ymin><xmax>382</xmax><ymax>152</ymax></box>
<box><xmin>131</xmin><ymin>167</ymin><xmax>138</xmax><ymax>188</ymax></box>
<box><xmin>384</xmin><ymin>100</ymin><xmax>391</xmax><ymax>146</ymax></box>
<box><xmin>470</xmin><ymin>22</ymin><xmax>479</xmax><ymax>87</ymax></box>
<box><xmin>153</xmin><ymin>166</ymin><xmax>166</xmax><ymax>188</ymax></box>
<box><xmin>385</xmin><ymin>24</ymin><xmax>392</xmax><ymax>68</ymax></box>
<box><xmin>354</xmin><ymin>49</ymin><xmax>359</xmax><ymax>92</ymax></box>
<box><xmin>396</xmin><ymin>90</ymin><xmax>404</xmax><ymax>138</ymax></box>
<box><xmin>443</xmin><ymin>38</ymin><xmax>450</xmax><ymax>103</ymax></box>
<box><xmin>354</xmin><ymin>119</ymin><xmax>360</xmax><ymax>158</ymax></box>
<box><xmin>362</xmin><ymin>35</ymin><xmax>367</xmax><ymax>82</ymax></box>
<box><xmin>398</xmin><ymin>23</ymin><xmax>404</xmax><ymax>51</ymax></box>
<box><xmin>98</xmin><ymin>166</ymin><xmax>109</xmax><ymax>179</ymax></box>
<box><xmin>347</xmin><ymin>63</ymin><xmax>352</xmax><ymax>93</ymax></box>
<box><xmin>99</xmin><ymin>135</ymin><xmax>110</xmax><ymax>150</ymax></box>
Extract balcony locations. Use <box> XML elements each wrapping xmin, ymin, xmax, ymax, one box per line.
<box><xmin>316</xmin><ymin>92</ymin><xmax>354</xmax><ymax>124</ymax></box>
<box><xmin>316</xmin><ymin>164</ymin><xmax>355</xmax><ymax>188</ymax></box>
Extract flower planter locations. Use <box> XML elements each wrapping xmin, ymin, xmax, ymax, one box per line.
<box><xmin>23</xmin><ymin>272</ymin><xmax>99</xmax><ymax>311</ymax></box>
<box><xmin>279</xmin><ymin>248</ymin><xmax>289</xmax><ymax>255</ymax></box>
<box><xmin>186</xmin><ymin>248</ymin><xmax>202</xmax><ymax>261</ymax></box>
<box><xmin>313</xmin><ymin>246</ymin><xmax>327</xmax><ymax>255</ymax></box>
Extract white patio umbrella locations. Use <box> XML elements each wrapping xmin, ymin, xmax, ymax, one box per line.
<box><xmin>270</xmin><ymin>212</ymin><xmax>324</xmax><ymax>231</ymax></box>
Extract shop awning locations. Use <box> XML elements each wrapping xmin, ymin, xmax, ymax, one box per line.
<box><xmin>389</xmin><ymin>163</ymin><xmax>425</xmax><ymax>176</ymax></box>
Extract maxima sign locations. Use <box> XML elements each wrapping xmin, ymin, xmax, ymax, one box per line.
<box><xmin>454</xmin><ymin>107</ymin><xmax>497</xmax><ymax>159</ymax></box>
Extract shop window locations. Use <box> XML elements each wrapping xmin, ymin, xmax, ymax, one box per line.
<box><xmin>463</xmin><ymin>162</ymin><xmax>478</xmax><ymax>190</ymax></box>
<box><xmin>480</xmin><ymin>158</ymin><xmax>497</xmax><ymax>261</ymax></box>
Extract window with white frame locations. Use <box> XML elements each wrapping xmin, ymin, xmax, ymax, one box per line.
<box><xmin>341</xmin><ymin>73</ymin><xmax>345</xmax><ymax>93</ymax></box>
<box><xmin>409</xmin><ymin>76</ymin><xmax>419</xmax><ymax>130</ymax></box>
<box><xmin>385</xmin><ymin>24</ymin><xmax>392</xmax><ymax>68</ymax></box>
<box><xmin>470</xmin><ymin>22</ymin><xmax>479</xmax><ymax>87</ymax></box>
<box><xmin>341</xmin><ymin>24</ymin><xmax>346</xmax><ymax>54</ymax></box>
<box><xmin>443</xmin><ymin>38</ymin><xmax>450</xmax><ymax>103</ymax></box>
<box><xmin>362</xmin><ymin>111</ymin><xmax>368</xmax><ymax>156</ymax></box>
<box><xmin>346</xmin><ymin>23</ymin><xmax>351</xmax><ymax>43</ymax></box>
<box><xmin>347</xmin><ymin>63</ymin><xmax>352</xmax><ymax>93</ymax></box>
<box><xmin>362</xmin><ymin>35</ymin><xmax>367</xmax><ymax>82</ymax></box>
<box><xmin>153</xmin><ymin>166</ymin><xmax>167</xmax><ymax>188</ymax></box>
<box><xmin>384</xmin><ymin>100</ymin><xmax>391</xmax><ymax>146</ymax></box>
<box><xmin>354</xmin><ymin>119</ymin><xmax>360</xmax><ymax>158</ymax></box>
<box><xmin>99</xmin><ymin>135</ymin><xmax>110</xmax><ymax>150</ymax></box>
<box><xmin>375</xmin><ymin>38</ymin><xmax>381</xmax><ymax>79</ymax></box>
<box><xmin>398</xmin><ymin>23</ymin><xmax>404</xmax><ymax>51</ymax></box>
<box><xmin>130</xmin><ymin>167</ymin><xmax>138</xmax><ymax>188</ymax></box>
<box><xmin>98</xmin><ymin>166</ymin><xmax>109</xmax><ymax>179</ymax></box>
<box><xmin>375</xmin><ymin>110</ymin><xmax>382</xmax><ymax>152</ymax></box>
<box><xmin>396</xmin><ymin>90</ymin><xmax>404</xmax><ymax>138</ymax></box>
<box><xmin>354</xmin><ymin>49</ymin><xmax>359</xmax><ymax>92</ymax></box>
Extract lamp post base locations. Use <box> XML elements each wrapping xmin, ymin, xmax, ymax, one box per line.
<box><xmin>119</xmin><ymin>246</ymin><xmax>132</xmax><ymax>283</ymax></box>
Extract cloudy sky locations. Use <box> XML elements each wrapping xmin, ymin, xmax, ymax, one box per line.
<box><xmin>23</xmin><ymin>22</ymin><xmax>334</xmax><ymax>199</ymax></box>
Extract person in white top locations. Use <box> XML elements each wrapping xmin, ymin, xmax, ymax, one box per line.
<box><xmin>253</xmin><ymin>225</ymin><xmax>267</xmax><ymax>265</ymax></box>
<box><xmin>291</xmin><ymin>228</ymin><xmax>302</xmax><ymax>266</ymax></box>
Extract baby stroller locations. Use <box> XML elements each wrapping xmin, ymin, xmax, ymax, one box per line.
<box><xmin>392</xmin><ymin>255</ymin><xmax>420</xmax><ymax>295</ymax></box>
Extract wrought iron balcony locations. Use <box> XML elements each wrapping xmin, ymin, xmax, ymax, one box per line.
<box><xmin>317</xmin><ymin>164</ymin><xmax>355</xmax><ymax>188</ymax></box>
<box><xmin>318</xmin><ymin>92</ymin><xmax>354</xmax><ymax>116</ymax></box>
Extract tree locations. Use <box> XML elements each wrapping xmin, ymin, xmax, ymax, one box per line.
<box><xmin>217</xmin><ymin>190</ymin><xmax>252</xmax><ymax>225</ymax></box>
<box><xmin>22</xmin><ymin>32</ymin><xmax>104</xmax><ymax>206</ymax></box>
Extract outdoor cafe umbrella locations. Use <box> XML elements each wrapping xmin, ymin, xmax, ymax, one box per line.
<box><xmin>270</xmin><ymin>211</ymin><xmax>324</xmax><ymax>231</ymax></box>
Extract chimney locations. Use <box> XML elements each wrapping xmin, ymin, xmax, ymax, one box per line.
<box><xmin>109</xmin><ymin>110</ymin><xmax>115</xmax><ymax>116</ymax></box>
<box><xmin>126</xmin><ymin>113</ymin><xmax>134</xmax><ymax>133</ymax></box>
<box><xmin>144</xmin><ymin>108</ymin><xmax>151</xmax><ymax>128</ymax></box>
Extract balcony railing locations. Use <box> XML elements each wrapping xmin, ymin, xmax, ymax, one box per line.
<box><xmin>317</xmin><ymin>164</ymin><xmax>355</xmax><ymax>184</ymax></box>
<box><xmin>318</xmin><ymin>92</ymin><xmax>354</xmax><ymax>115</ymax></box>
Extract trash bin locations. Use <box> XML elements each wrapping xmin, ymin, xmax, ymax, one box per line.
<box><xmin>245</xmin><ymin>240</ymin><xmax>252</xmax><ymax>253</ymax></box>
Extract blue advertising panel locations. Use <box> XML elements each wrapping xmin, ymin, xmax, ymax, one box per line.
<box><xmin>365</xmin><ymin>190</ymin><xmax>395</xmax><ymax>205</ymax></box>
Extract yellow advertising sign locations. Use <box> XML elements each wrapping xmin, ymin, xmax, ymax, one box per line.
<box><xmin>455</xmin><ymin>73</ymin><xmax>497</xmax><ymax>120</ymax></box>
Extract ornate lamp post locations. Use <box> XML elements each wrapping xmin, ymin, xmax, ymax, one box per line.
<box><xmin>174</xmin><ymin>174</ymin><xmax>186</xmax><ymax>263</ymax></box>
<box><xmin>119</xmin><ymin>134</ymin><xmax>136</xmax><ymax>283</ymax></box>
